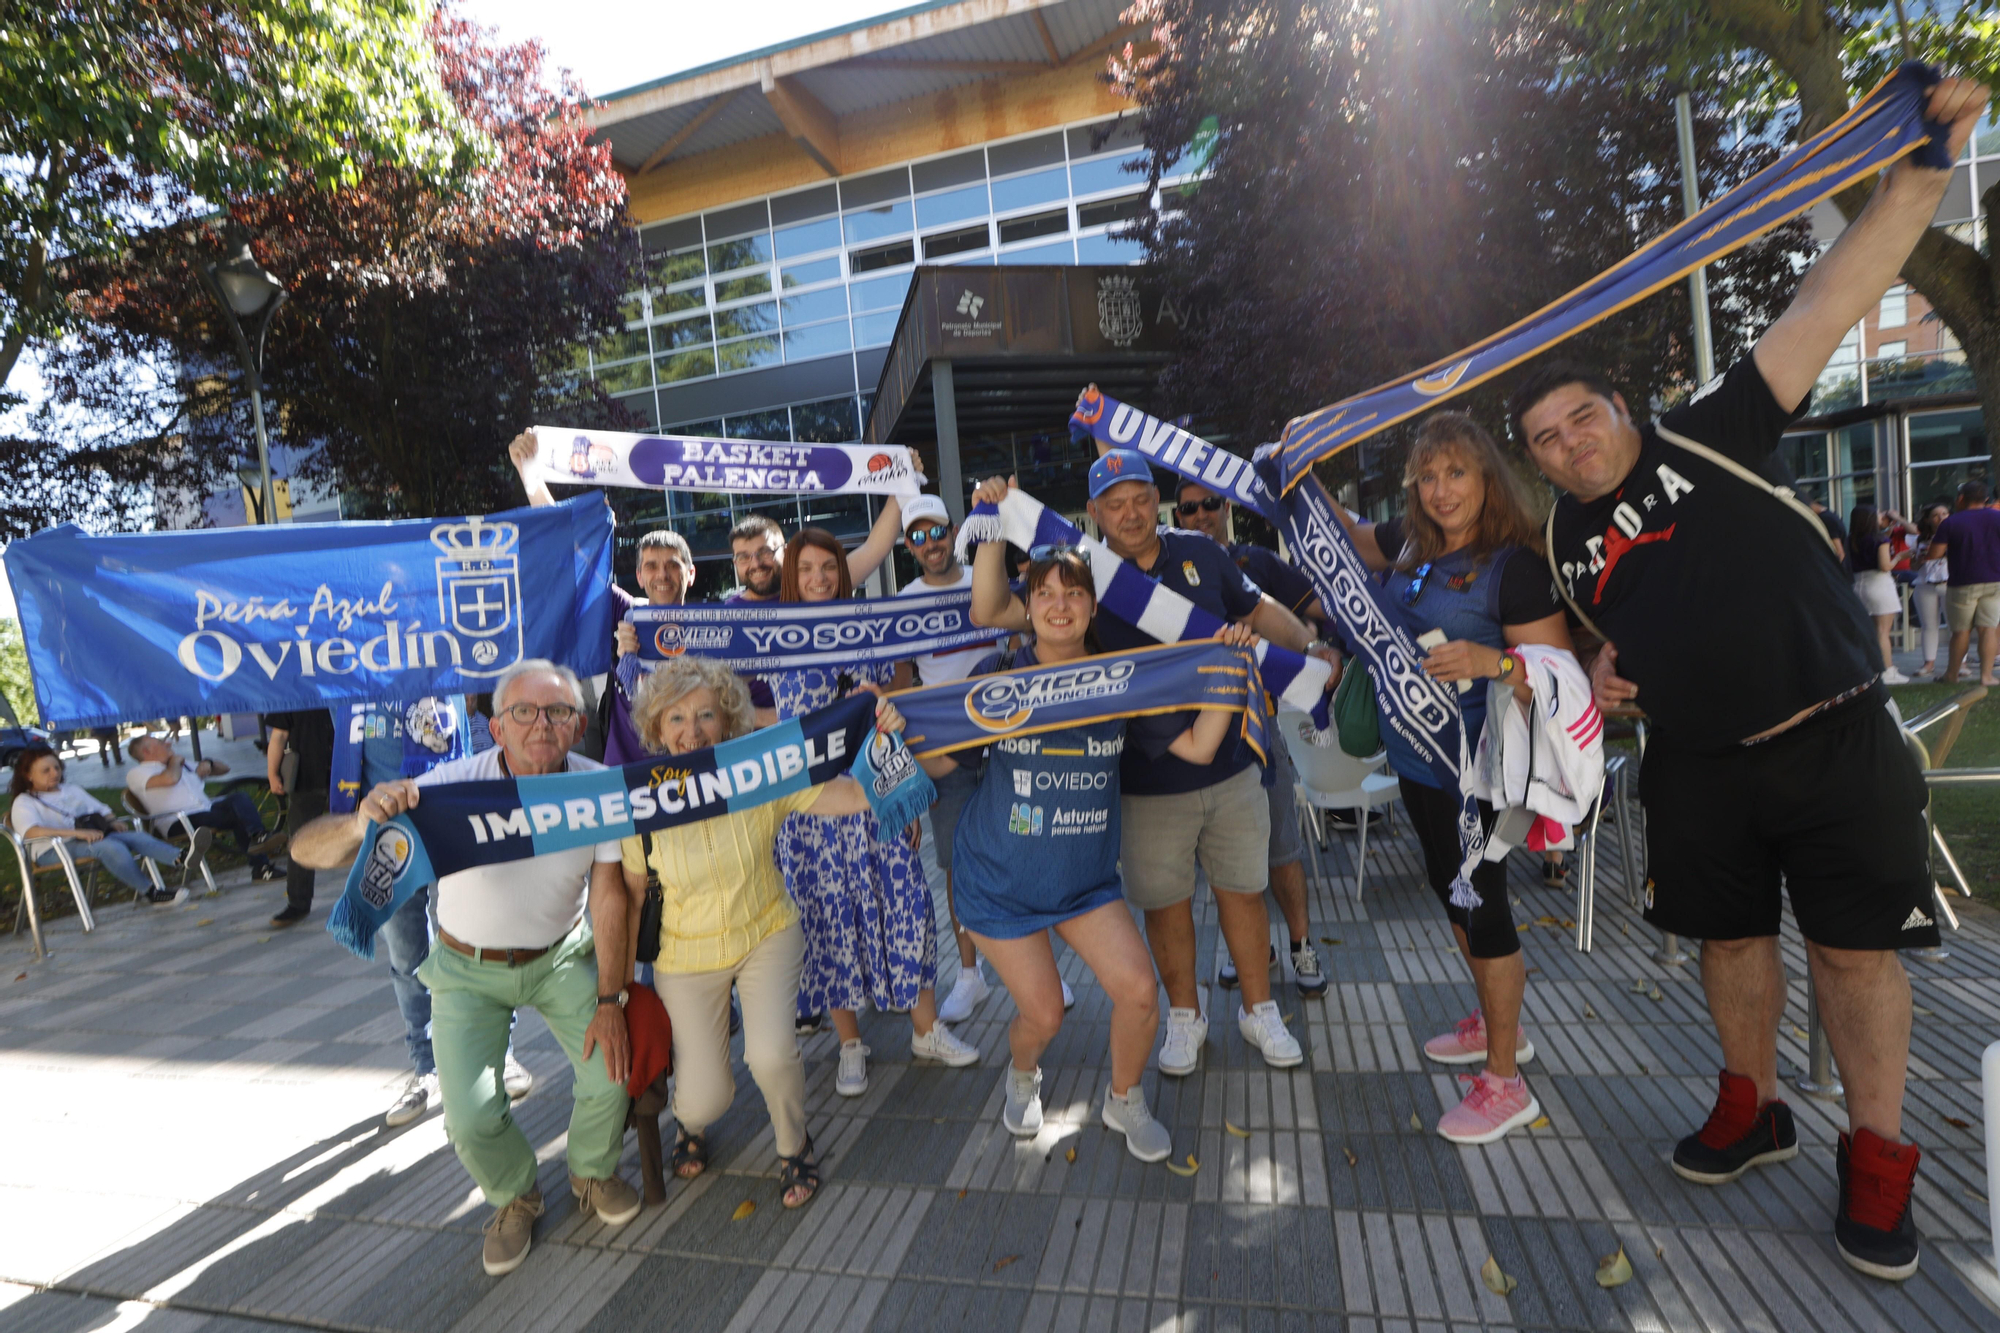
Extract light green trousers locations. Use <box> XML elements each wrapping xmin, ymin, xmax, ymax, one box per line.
<box><xmin>416</xmin><ymin>922</ymin><xmax>630</xmax><ymax>1206</ymax></box>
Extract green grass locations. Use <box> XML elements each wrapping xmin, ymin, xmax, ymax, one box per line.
<box><xmin>1889</xmin><ymin>682</ymin><xmax>2000</xmax><ymax>906</ymax></box>
<box><xmin>0</xmin><ymin>782</ymin><xmax>286</xmax><ymax>927</ymax></box>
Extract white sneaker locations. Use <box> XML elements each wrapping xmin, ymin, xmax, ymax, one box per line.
<box><xmin>1003</xmin><ymin>1066</ymin><xmax>1043</xmax><ymax>1137</ymax></box>
<box><xmin>836</xmin><ymin>1040</ymin><xmax>870</xmax><ymax>1096</ymax></box>
<box><xmin>1882</xmin><ymin>667</ymin><xmax>1910</xmax><ymax>685</ymax></box>
<box><xmin>502</xmin><ymin>1053</ymin><xmax>534</xmax><ymax>1101</ymax></box>
<box><xmin>1158</xmin><ymin>1006</ymin><xmax>1207</xmax><ymax>1076</ymax></box>
<box><xmin>938</xmin><ymin>964</ymin><xmax>990</xmax><ymax>1023</ymax></box>
<box><xmin>1238</xmin><ymin>1000</ymin><xmax>1304</xmax><ymax>1068</ymax></box>
<box><xmin>385</xmin><ymin>1072</ymin><xmax>437</xmax><ymax>1127</ymax></box>
<box><xmin>911</xmin><ymin>1022</ymin><xmax>980</xmax><ymax>1067</ymax></box>
<box><xmin>1101</xmin><ymin>1085</ymin><xmax>1173</xmax><ymax>1162</ymax></box>
<box><xmin>1061</xmin><ymin>978</ymin><xmax>1075</xmax><ymax>1010</ymax></box>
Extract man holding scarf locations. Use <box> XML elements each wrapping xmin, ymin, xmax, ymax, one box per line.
<box><xmin>974</xmin><ymin>454</ymin><xmax>1334</xmax><ymax>1075</ymax></box>
<box><xmin>1511</xmin><ymin>72</ymin><xmax>1985</xmax><ymax>1283</ymax></box>
<box><xmin>292</xmin><ymin>660</ymin><xmax>639</xmax><ymax>1277</ymax></box>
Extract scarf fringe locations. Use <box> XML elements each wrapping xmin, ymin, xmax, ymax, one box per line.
<box><xmin>326</xmin><ymin>894</ymin><xmax>378</xmax><ymax>961</ymax></box>
<box><xmin>1447</xmin><ymin>873</ymin><xmax>1484</xmax><ymax>911</ymax></box>
<box><xmin>954</xmin><ymin>505</ymin><xmax>1003</xmax><ymax>563</ymax></box>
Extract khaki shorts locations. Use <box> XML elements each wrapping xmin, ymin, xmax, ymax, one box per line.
<box><xmin>1947</xmin><ymin>582</ymin><xmax>2000</xmax><ymax>632</ymax></box>
<box><xmin>1120</xmin><ymin>763</ymin><xmax>1271</xmax><ymax>910</ymax></box>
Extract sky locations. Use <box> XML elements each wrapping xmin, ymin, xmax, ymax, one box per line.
<box><xmin>457</xmin><ymin>0</ymin><xmax>915</xmax><ymax>98</ymax></box>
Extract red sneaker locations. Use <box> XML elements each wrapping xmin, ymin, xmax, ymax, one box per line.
<box><xmin>1836</xmin><ymin>1127</ymin><xmax>1921</xmax><ymax>1280</ymax></box>
<box><xmin>1671</xmin><ymin>1069</ymin><xmax>1797</xmax><ymax>1184</ymax></box>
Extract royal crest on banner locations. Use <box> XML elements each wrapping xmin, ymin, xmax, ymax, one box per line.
<box><xmin>432</xmin><ymin>518</ymin><xmax>522</xmax><ymax>676</ymax></box>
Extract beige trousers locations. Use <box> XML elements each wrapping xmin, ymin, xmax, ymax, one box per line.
<box><xmin>652</xmin><ymin>922</ymin><xmax>808</xmax><ymax>1157</ymax></box>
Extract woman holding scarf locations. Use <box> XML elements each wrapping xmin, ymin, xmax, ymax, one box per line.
<box><xmin>1333</xmin><ymin>412</ymin><xmax>1575</xmax><ymax>1145</ymax></box>
<box><xmin>771</xmin><ymin>528</ymin><xmax>980</xmax><ymax>1096</ymax></box>
<box><xmin>916</xmin><ymin>477</ymin><xmax>1247</xmax><ymax>1159</ymax></box>
<box><xmin>623</xmin><ymin>655</ymin><xmax>911</xmax><ymax>1208</ymax></box>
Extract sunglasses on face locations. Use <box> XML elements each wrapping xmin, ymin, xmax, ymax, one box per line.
<box><xmin>1177</xmin><ymin>496</ymin><xmax>1225</xmax><ymax>516</ymax></box>
<box><xmin>501</xmin><ymin>703</ymin><xmax>582</xmax><ymax>727</ymax></box>
<box><xmin>907</xmin><ymin>524</ymin><xmax>951</xmax><ymax>547</ymax></box>
<box><xmin>1401</xmin><ymin>562</ymin><xmax>1433</xmax><ymax>605</ymax></box>
<box><xmin>1028</xmin><ymin>542</ymin><xmax>1084</xmax><ymax>562</ymax></box>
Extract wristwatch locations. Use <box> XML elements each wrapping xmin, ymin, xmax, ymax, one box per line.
<box><xmin>1496</xmin><ymin>654</ymin><xmax>1518</xmax><ymax>681</ymax></box>
<box><xmin>597</xmin><ymin>989</ymin><xmax>628</xmax><ymax>1009</ymax></box>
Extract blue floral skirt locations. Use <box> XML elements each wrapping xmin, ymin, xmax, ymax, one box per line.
<box><xmin>779</xmin><ymin>809</ymin><xmax>937</xmax><ymax>1015</ymax></box>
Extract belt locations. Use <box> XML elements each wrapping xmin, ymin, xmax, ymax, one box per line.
<box><xmin>438</xmin><ymin>929</ymin><xmax>554</xmax><ymax>967</ymax></box>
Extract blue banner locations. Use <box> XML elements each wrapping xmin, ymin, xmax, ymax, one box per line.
<box><xmin>1273</xmin><ymin>61</ymin><xmax>1949</xmax><ymax>483</ymax></box>
<box><xmin>632</xmin><ymin>588</ymin><xmax>990</xmax><ymax>669</ymax></box>
<box><xmin>4</xmin><ymin>495</ymin><xmax>617</xmax><ymax>729</ymax></box>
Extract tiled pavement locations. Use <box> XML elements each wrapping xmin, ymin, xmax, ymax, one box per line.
<box><xmin>6</xmin><ymin>797</ymin><xmax>2000</xmax><ymax>1332</ymax></box>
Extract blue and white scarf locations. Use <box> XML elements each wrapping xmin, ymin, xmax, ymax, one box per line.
<box><xmin>525</xmin><ymin>428</ymin><xmax>923</xmax><ymax>497</ymax></box>
<box><xmin>631</xmin><ymin>588</ymin><xmax>988</xmax><ymax>669</ymax></box>
<box><xmin>952</xmin><ymin>488</ymin><xmax>1332</xmax><ymax>727</ymax></box>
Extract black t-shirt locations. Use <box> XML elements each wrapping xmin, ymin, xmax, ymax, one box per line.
<box><xmin>262</xmin><ymin>709</ymin><xmax>336</xmax><ymax>791</ymax></box>
<box><xmin>1546</xmin><ymin>357</ymin><xmax>1876</xmax><ymax>749</ymax></box>
<box><xmin>1818</xmin><ymin>508</ymin><xmax>1848</xmax><ymax>549</ymax></box>
<box><xmin>1848</xmin><ymin>529</ymin><xmax>1885</xmax><ymax>574</ymax></box>
<box><xmin>1229</xmin><ymin>543</ymin><xmax>1317</xmax><ymax>617</ymax></box>
<box><xmin>1372</xmin><ymin>518</ymin><xmax>1561</xmax><ymax>626</ymax></box>
<box><xmin>1095</xmin><ymin>530</ymin><xmax>1265</xmax><ymax>796</ymax></box>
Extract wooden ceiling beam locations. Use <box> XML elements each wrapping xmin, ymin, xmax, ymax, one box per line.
<box><xmin>636</xmin><ymin>88</ymin><xmax>740</xmax><ymax>175</ymax></box>
<box><xmin>760</xmin><ymin>71</ymin><xmax>841</xmax><ymax>177</ymax></box>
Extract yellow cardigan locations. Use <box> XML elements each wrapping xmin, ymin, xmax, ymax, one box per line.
<box><xmin>621</xmin><ymin>784</ymin><xmax>823</xmax><ymax>974</ymax></box>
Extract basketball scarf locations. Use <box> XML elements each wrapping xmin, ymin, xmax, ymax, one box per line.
<box><xmin>523</xmin><ymin>428</ymin><xmax>922</xmax><ymax>498</ymax></box>
<box><xmin>630</xmin><ymin>588</ymin><xmax>988</xmax><ymax>669</ymax></box>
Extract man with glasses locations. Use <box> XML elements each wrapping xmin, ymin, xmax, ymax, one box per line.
<box><xmin>293</xmin><ymin>661</ymin><xmax>639</xmax><ymax>1277</ymax></box>
<box><xmin>976</xmin><ymin>453</ymin><xmax>1335</xmax><ymax>1075</ymax></box>
<box><xmin>1172</xmin><ymin>479</ymin><xmax>1330</xmax><ymax>1001</ymax></box>
<box><xmin>888</xmin><ymin>494</ymin><xmax>1009</xmax><ymax>1022</ymax></box>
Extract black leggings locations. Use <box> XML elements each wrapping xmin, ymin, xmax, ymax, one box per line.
<box><xmin>1397</xmin><ymin>776</ymin><xmax>1518</xmax><ymax>959</ymax></box>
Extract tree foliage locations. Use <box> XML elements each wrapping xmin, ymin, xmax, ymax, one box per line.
<box><xmin>1111</xmin><ymin>0</ymin><xmax>1816</xmax><ymax>500</ymax></box>
<box><xmin>0</xmin><ymin>619</ymin><xmax>36</xmax><ymax>725</ymax></box>
<box><xmin>11</xmin><ymin>8</ymin><xmax>641</xmax><ymax>534</ymax></box>
<box><xmin>0</xmin><ymin>0</ymin><xmax>481</xmax><ymax>393</ymax></box>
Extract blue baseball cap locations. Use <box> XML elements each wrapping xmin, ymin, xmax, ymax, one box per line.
<box><xmin>1087</xmin><ymin>449</ymin><xmax>1157</xmax><ymax>499</ymax></box>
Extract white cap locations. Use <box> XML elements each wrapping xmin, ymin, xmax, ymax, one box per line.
<box><xmin>900</xmin><ymin>494</ymin><xmax>950</xmax><ymax>536</ymax></box>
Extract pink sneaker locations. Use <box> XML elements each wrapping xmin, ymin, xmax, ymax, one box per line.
<box><xmin>1422</xmin><ymin>1009</ymin><xmax>1535</xmax><ymax>1066</ymax></box>
<box><xmin>1437</xmin><ymin>1070</ymin><xmax>1540</xmax><ymax>1144</ymax></box>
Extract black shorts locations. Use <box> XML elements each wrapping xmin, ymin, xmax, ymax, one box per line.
<box><xmin>1639</xmin><ymin>691</ymin><xmax>1939</xmax><ymax>949</ymax></box>
<box><xmin>1398</xmin><ymin>777</ymin><xmax>1517</xmax><ymax>958</ymax></box>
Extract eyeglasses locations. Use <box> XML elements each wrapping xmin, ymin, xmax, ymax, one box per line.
<box><xmin>1401</xmin><ymin>562</ymin><xmax>1434</xmax><ymax>605</ymax></box>
<box><xmin>501</xmin><ymin>702</ymin><xmax>582</xmax><ymax>727</ymax></box>
<box><xmin>1176</xmin><ymin>496</ymin><xmax>1225</xmax><ymax>516</ymax></box>
<box><xmin>907</xmin><ymin>524</ymin><xmax>951</xmax><ymax>547</ymax></box>
<box><xmin>1028</xmin><ymin>542</ymin><xmax>1082</xmax><ymax>562</ymax></box>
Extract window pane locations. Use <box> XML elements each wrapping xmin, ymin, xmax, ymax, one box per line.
<box><xmin>713</xmin><ymin>302</ymin><xmax>777</xmax><ymax>339</ymax></box>
<box><xmin>653</xmin><ymin>285</ymin><xmax>706</xmax><ymax>316</ymax></box>
<box><xmin>613</xmin><ymin>390</ymin><xmax>658</xmax><ymax>430</ymax></box>
<box><xmin>782</xmin><ymin>256</ymin><xmax>841</xmax><ymax>288</ymax></box>
<box><xmin>916</xmin><ymin>183</ymin><xmax>989</xmax><ymax>229</ymax></box>
<box><xmin>998</xmin><ymin>208</ymin><xmax>1069</xmax><ymax>245</ymax></box>
<box><xmin>716</xmin><ymin>335</ymin><xmax>781</xmax><ymax>372</ymax></box>
<box><xmin>783</xmin><ymin>320</ymin><xmax>852</xmax><ymax>361</ymax></box>
<box><xmin>912</xmin><ymin>148</ymin><xmax>986</xmax><ymax>194</ymax></box>
<box><xmin>593</xmin><ymin>327</ymin><xmax>651</xmax><ymax>362</ymax></box>
<box><xmin>850</xmin><ymin>270</ymin><xmax>913</xmax><ymax>312</ymax></box>
<box><xmin>775</xmin><ymin>215</ymin><xmax>842</xmax><ymax>259</ymax></box>
<box><xmin>990</xmin><ymin>167</ymin><xmax>1068</xmax><ymax>214</ymax></box>
<box><xmin>728</xmin><ymin>409</ymin><xmax>792</xmax><ymax>441</ymax></box>
<box><xmin>854</xmin><ymin>310</ymin><xmax>900</xmax><ymax>347</ymax></box>
<box><xmin>1076</xmin><ymin>231</ymin><xmax>1144</xmax><ymax>264</ymax></box>
<box><xmin>1879</xmin><ymin>286</ymin><xmax>1908</xmax><ymax>328</ymax></box>
<box><xmin>647</xmin><ymin>247</ymin><xmax>705</xmax><ymax>285</ymax></box>
<box><xmin>781</xmin><ymin>286</ymin><xmax>849</xmax><ymax>325</ymax></box>
<box><xmin>844</xmin><ymin>200</ymin><xmax>914</xmax><ymax>245</ymax></box>
<box><xmin>1778</xmin><ymin>433</ymin><xmax>1829</xmax><ymax>479</ymax></box>
<box><xmin>770</xmin><ymin>184</ymin><xmax>837</xmax><ymax>227</ymax></box>
<box><xmin>1908</xmin><ymin>409</ymin><xmax>1986</xmax><ymax>464</ymax></box>
<box><xmin>849</xmin><ymin>240</ymin><xmax>914</xmax><ymax>274</ymax></box>
<box><xmin>1874</xmin><ymin>340</ymin><xmax>1907</xmax><ymax>360</ymax></box>
<box><xmin>998</xmin><ymin>238</ymin><xmax>1074</xmax><ymax>265</ymax></box>
<box><xmin>656</xmin><ymin>348</ymin><xmax>716</xmax><ymax>383</ymax></box>
<box><xmin>715</xmin><ymin>271</ymin><xmax>773</xmax><ymax>302</ymax></box>
<box><xmin>988</xmin><ymin>132</ymin><xmax>1064</xmax><ymax>177</ymax></box>
<box><xmin>1078</xmin><ymin>193</ymin><xmax>1148</xmax><ymax>229</ymax></box>
<box><xmin>791</xmin><ymin>396</ymin><xmax>858</xmax><ymax>442</ymax></box>
<box><xmin>924</xmin><ymin>223</ymin><xmax>990</xmax><ymax>259</ymax></box>
<box><xmin>708</xmin><ymin>234</ymin><xmax>772</xmax><ymax>272</ymax></box>
<box><xmin>594</xmin><ymin>359</ymin><xmax>653</xmax><ymax>392</ymax></box>
<box><xmin>1068</xmin><ymin>154</ymin><xmax>1144</xmax><ymax>198</ymax></box>
<box><xmin>655</xmin><ymin>313</ymin><xmax>712</xmax><ymax>350</ymax></box>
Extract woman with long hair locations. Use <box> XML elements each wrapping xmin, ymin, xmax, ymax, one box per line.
<box><xmin>1334</xmin><ymin>411</ymin><xmax>1576</xmax><ymax>1144</ymax></box>
<box><xmin>771</xmin><ymin>527</ymin><xmax>978</xmax><ymax>1096</ymax></box>
<box><xmin>1848</xmin><ymin>503</ymin><xmax>1911</xmax><ymax>684</ymax></box>
<box><xmin>912</xmin><ymin>479</ymin><xmax>1246</xmax><ymax>1158</ymax></box>
<box><xmin>9</xmin><ymin>747</ymin><xmax>196</xmax><ymax>903</ymax></box>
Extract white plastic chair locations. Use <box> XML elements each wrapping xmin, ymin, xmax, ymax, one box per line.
<box><xmin>122</xmin><ymin>790</ymin><xmax>219</xmax><ymax>896</ymax></box>
<box><xmin>1278</xmin><ymin>707</ymin><xmax>1403</xmax><ymax>899</ymax></box>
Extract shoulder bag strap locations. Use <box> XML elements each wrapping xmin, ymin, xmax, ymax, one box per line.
<box><xmin>1653</xmin><ymin>423</ymin><xmax>1837</xmax><ymax>556</ymax></box>
<box><xmin>1544</xmin><ymin>508</ymin><xmax>1608</xmax><ymax>643</ymax></box>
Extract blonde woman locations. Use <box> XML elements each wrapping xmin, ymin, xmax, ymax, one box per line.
<box><xmin>623</xmin><ymin>655</ymin><xmax>907</xmax><ymax>1209</ymax></box>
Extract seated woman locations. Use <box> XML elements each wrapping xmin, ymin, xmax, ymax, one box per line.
<box><xmin>9</xmin><ymin>746</ymin><xmax>198</xmax><ymax>904</ymax></box>
<box><xmin>911</xmin><ymin>477</ymin><xmax>1244</xmax><ymax>1161</ymax></box>
<box><xmin>621</xmin><ymin>655</ymin><xmax>909</xmax><ymax>1209</ymax></box>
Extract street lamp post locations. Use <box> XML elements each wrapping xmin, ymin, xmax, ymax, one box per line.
<box><xmin>199</xmin><ymin>232</ymin><xmax>288</xmax><ymax>526</ymax></box>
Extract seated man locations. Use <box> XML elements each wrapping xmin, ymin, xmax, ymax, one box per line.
<box><xmin>292</xmin><ymin>660</ymin><xmax>639</xmax><ymax>1277</ymax></box>
<box><xmin>125</xmin><ymin>735</ymin><xmax>284</xmax><ymax>881</ymax></box>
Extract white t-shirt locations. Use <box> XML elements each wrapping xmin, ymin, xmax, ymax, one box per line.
<box><xmin>10</xmin><ymin>784</ymin><xmax>111</xmax><ymax>841</ymax></box>
<box><xmin>126</xmin><ymin>761</ymin><xmax>213</xmax><ymax>817</ymax></box>
<box><xmin>415</xmin><ymin>748</ymin><xmax>623</xmax><ymax>949</ymax></box>
<box><xmin>898</xmin><ymin>565</ymin><xmax>1000</xmax><ymax>686</ymax></box>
